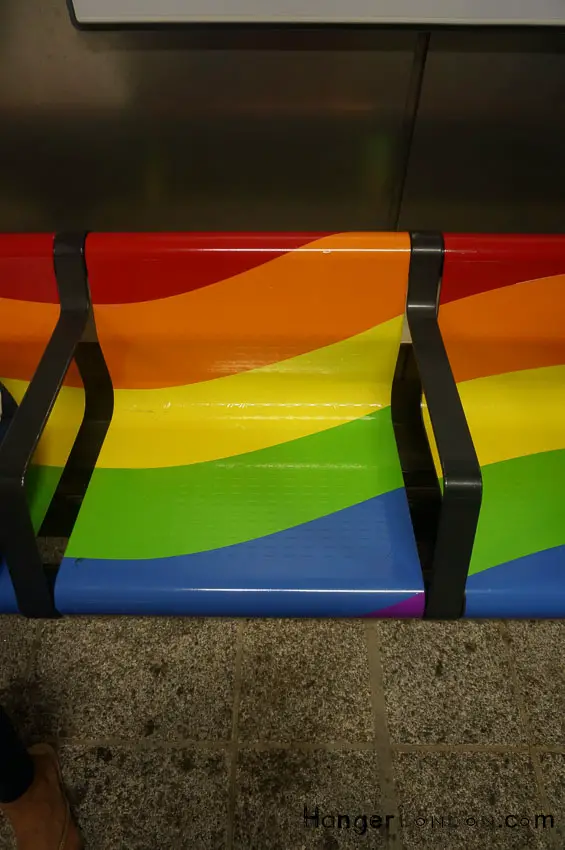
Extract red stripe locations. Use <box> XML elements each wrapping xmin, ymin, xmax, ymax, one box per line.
<box><xmin>0</xmin><ymin>233</ymin><xmax>327</xmax><ymax>305</ymax></box>
<box><xmin>5</xmin><ymin>232</ymin><xmax>565</xmax><ymax>307</ymax></box>
<box><xmin>441</xmin><ymin>234</ymin><xmax>565</xmax><ymax>304</ymax></box>
<box><xmin>0</xmin><ymin>234</ymin><xmax>57</xmax><ymax>302</ymax></box>
<box><xmin>85</xmin><ymin>232</ymin><xmax>327</xmax><ymax>304</ymax></box>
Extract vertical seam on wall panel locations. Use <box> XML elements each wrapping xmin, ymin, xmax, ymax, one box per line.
<box><xmin>388</xmin><ymin>31</ymin><xmax>430</xmax><ymax>231</ymax></box>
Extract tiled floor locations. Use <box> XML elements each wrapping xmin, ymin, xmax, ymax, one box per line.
<box><xmin>1</xmin><ymin>616</ymin><xmax>564</xmax><ymax>849</ymax></box>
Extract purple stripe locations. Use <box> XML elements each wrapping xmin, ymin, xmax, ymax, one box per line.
<box><xmin>366</xmin><ymin>593</ymin><xmax>424</xmax><ymax>618</ymax></box>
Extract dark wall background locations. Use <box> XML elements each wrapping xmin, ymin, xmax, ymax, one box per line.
<box><xmin>0</xmin><ymin>1</ymin><xmax>564</xmax><ymax>232</ymax></box>
<box><xmin>399</xmin><ymin>31</ymin><xmax>565</xmax><ymax>232</ymax></box>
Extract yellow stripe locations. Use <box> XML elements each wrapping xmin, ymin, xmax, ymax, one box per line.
<box><xmin>4</xmin><ymin>316</ymin><xmax>402</xmax><ymax>470</ymax></box>
<box><xmin>423</xmin><ymin>364</ymin><xmax>565</xmax><ymax>472</ymax></box>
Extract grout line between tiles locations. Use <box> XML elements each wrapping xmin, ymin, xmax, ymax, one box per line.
<box><xmin>238</xmin><ymin>739</ymin><xmax>376</xmax><ymax>751</ymax></box>
<box><xmin>364</xmin><ymin>623</ymin><xmax>405</xmax><ymax>850</ymax></box>
<box><xmin>17</xmin><ymin>620</ymin><xmax>46</xmax><ymax>745</ymax></box>
<box><xmin>27</xmin><ymin>622</ymin><xmax>45</xmax><ymax>681</ymax></box>
<box><xmin>57</xmin><ymin>735</ymin><xmax>525</xmax><ymax>754</ymax></box>
<box><xmin>498</xmin><ymin>622</ymin><xmax>560</xmax><ymax>850</ymax></box>
<box><xmin>54</xmin><ymin>737</ymin><xmax>232</xmax><ymax>751</ymax></box>
<box><xmin>226</xmin><ymin>619</ymin><xmax>245</xmax><ymax>850</ymax></box>
<box><xmin>532</xmin><ymin>746</ymin><xmax>565</xmax><ymax>755</ymax></box>
<box><xmin>392</xmin><ymin>743</ymin><xmax>530</xmax><ymax>754</ymax></box>
<box><xmin>52</xmin><ymin>736</ymin><xmax>565</xmax><ymax>755</ymax></box>
<box><xmin>54</xmin><ymin>736</ymin><xmax>379</xmax><ymax>751</ymax></box>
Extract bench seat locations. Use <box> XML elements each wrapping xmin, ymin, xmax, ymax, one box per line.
<box><xmin>0</xmin><ymin>233</ymin><xmax>426</xmax><ymax>617</ymax></box>
<box><xmin>3</xmin><ymin>230</ymin><xmax>561</xmax><ymax>619</ymax></box>
<box><xmin>437</xmin><ymin>235</ymin><xmax>565</xmax><ymax>617</ymax></box>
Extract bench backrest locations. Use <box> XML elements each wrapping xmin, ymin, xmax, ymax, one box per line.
<box><xmin>438</xmin><ymin>234</ymin><xmax>565</xmax><ymax>580</ymax></box>
<box><xmin>0</xmin><ymin>231</ymin><xmax>412</xmax><ymax>534</ymax></box>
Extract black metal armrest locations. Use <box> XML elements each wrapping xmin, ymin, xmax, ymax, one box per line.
<box><xmin>0</xmin><ymin>233</ymin><xmax>113</xmax><ymax>618</ymax></box>
<box><xmin>403</xmin><ymin>232</ymin><xmax>482</xmax><ymax>619</ymax></box>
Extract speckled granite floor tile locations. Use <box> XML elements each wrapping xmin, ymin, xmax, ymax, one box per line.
<box><xmin>239</xmin><ymin>620</ymin><xmax>373</xmax><ymax>743</ymax></box>
<box><xmin>0</xmin><ymin>615</ymin><xmax>41</xmax><ymax>741</ymax></box>
<box><xmin>234</xmin><ymin>748</ymin><xmax>388</xmax><ymax>849</ymax></box>
<box><xmin>377</xmin><ymin>620</ymin><xmax>524</xmax><ymax>744</ymax></box>
<box><xmin>60</xmin><ymin>743</ymin><xmax>230</xmax><ymax>850</ymax></box>
<box><xmin>507</xmin><ymin>621</ymin><xmax>565</xmax><ymax>746</ymax></box>
<box><xmin>394</xmin><ymin>751</ymin><xmax>549</xmax><ymax>849</ymax></box>
<box><xmin>32</xmin><ymin>617</ymin><xmax>237</xmax><ymax>741</ymax></box>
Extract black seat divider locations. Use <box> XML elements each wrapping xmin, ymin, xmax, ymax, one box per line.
<box><xmin>399</xmin><ymin>232</ymin><xmax>483</xmax><ymax>619</ymax></box>
<box><xmin>0</xmin><ymin>233</ymin><xmax>113</xmax><ymax>618</ymax></box>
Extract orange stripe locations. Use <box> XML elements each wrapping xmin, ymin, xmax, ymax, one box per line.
<box><xmin>439</xmin><ymin>275</ymin><xmax>565</xmax><ymax>383</ymax></box>
<box><xmin>0</xmin><ymin>299</ymin><xmax>83</xmax><ymax>385</ymax></box>
<box><xmin>0</xmin><ymin>233</ymin><xmax>410</xmax><ymax>390</ymax></box>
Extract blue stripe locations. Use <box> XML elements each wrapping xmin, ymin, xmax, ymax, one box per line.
<box><xmin>465</xmin><ymin>545</ymin><xmax>565</xmax><ymax>618</ymax></box>
<box><xmin>54</xmin><ymin>488</ymin><xmax>422</xmax><ymax>616</ymax></box>
<box><xmin>0</xmin><ymin>384</ymin><xmax>18</xmax><ymax>612</ymax></box>
<box><xmin>0</xmin><ymin>567</ymin><xmax>18</xmax><ymax>614</ymax></box>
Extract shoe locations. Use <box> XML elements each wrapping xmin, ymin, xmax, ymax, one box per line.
<box><xmin>0</xmin><ymin>743</ymin><xmax>82</xmax><ymax>849</ymax></box>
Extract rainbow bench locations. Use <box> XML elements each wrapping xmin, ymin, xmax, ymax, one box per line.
<box><xmin>0</xmin><ymin>232</ymin><xmax>563</xmax><ymax>619</ymax></box>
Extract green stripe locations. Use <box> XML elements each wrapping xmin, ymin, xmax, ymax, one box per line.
<box><xmin>26</xmin><ymin>465</ymin><xmax>63</xmax><ymax>532</ymax></box>
<box><xmin>470</xmin><ymin>449</ymin><xmax>565</xmax><ymax>575</ymax></box>
<box><xmin>66</xmin><ymin>407</ymin><xmax>403</xmax><ymax>560</ymax></box>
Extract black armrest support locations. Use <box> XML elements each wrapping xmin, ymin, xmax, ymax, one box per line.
<box><xmin>0</xmin><ymin>233</ymin><xmax>113</xmax><ymax>618</ymax></box>
<box><xmin>405</xmin><ymin>232</ymin><xmax>482</xmax><ymax>619</ymax></box>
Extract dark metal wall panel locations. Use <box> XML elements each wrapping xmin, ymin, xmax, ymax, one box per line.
<box><xmin>0</xmin><ymin>0</ymin><xmax>418</xmax><ymax>231</ymax></box>
<box><xmin>398</xmin><ymin>31</ymin><xmax>565</xmax><ymax>233</ymax></box>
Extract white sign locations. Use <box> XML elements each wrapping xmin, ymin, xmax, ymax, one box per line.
<box><xmin>70</xmin><ymin>0</ymin><xmax>565</xmax><ymax>26</ymax></box>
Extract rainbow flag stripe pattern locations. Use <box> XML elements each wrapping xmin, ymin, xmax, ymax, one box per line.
<box><xmin>0</xmin><ymin>233</ymin><xmax>425</xmax><ymax>617</ymax></box>
<box><xmin>437</xmin><ymin>235</ymin><xmax>565</xmax><ymax>617</ymax></box>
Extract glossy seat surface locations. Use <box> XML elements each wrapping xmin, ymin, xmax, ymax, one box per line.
<box><xmin>438</xmin><ymin>235</ymin><xmax>565</xmax><ymax>617</ymax></box>
<box><xmin>0</xmin><ymin>233</ymin><xmax>424</xmax><ymax>616</ymax></box>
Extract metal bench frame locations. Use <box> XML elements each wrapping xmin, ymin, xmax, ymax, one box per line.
<box><xmin>0</xmin><ymin>231</ymin><xmax>481</xmax><ymax>618</ymax></box>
